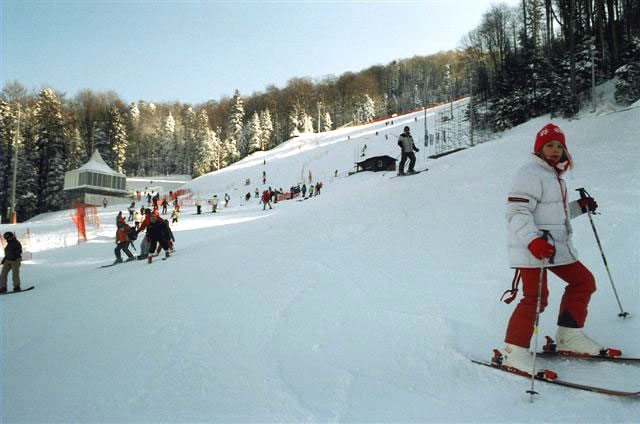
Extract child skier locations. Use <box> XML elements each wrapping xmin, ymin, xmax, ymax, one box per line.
<box><xmin>171</xmin><ymin>209</ymin><xmax>179</xmax><ymax>223</ymax></box>
<box><xmin>114</xmin><ymin>223</ymin><xmax>135</xmax><ymax>263</ymax></box>
<box><xmin>499</xmin><ymin>123</ymin><xmax>611</xmax><ymax>375</ymax></box>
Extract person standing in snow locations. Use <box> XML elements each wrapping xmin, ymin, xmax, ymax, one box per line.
<box><xmin>161</xmin><ymin>197</ymin><xmax>169</xmax><ymax>215</ymax></box>
<box><xmin>499</xmin><ymin>123</ymin><xmax>608</xmax><ymax>375</ymax></box>
<box><xmin>0</xmin><ymin>232</ymin><xmax>22</xmax><ymax>293</ymax></box>
<box><xmin>103</xmin><ymin>197</ymin><xmax>108</xmax><ymax>208</ymax></box>
<box><xmin>301</xmin><ymin>184</ymin><xmax>307</xmax><ymax>198</ymax></box>
<box><xmin>127</xmin><ymin>202</ymin><xmax>136</xmax><ymax>221</ymax></box>
<box><xmin>196</xmin><ymin>198</ymin><xmax>203</xmax><ymax>215</ymax></box>
<box><xmin>211</xmin><ymin>195</ymin><xmax>218</xmax><ymax>213</ymax></box>
<box><xmin>171</xmin><ymin>209</ymin><xmax>179</xmax><ymax>223</ymax></box>
<box><xmin>114</xmin><ymin>223</ymin><xmax>135</xmax><ymax>263</ymax></box>
<box><xmin>133</xmin><ymin>209</ymin><xmax>143</xmax><ymax>230</ymax></box>
<box><xmin>308</xmin><ymin>184</ymin><xmax>314</xmax><ymax>197</ymax></box>
<box><xmin>397</xmin><ymin>126</ymin><xmax>419</xmax><ymax>175</ymax></box>
<box><xmin>224</xmin><ymin>193</ymin><xmax>230</xmax><ymax>208</ymax></box>
<box><xmin>262</xmin><ymin>190</ymin><xmax>273</xmax><ymax>210</ymax></box>
<box><xmin>255</xmin><ymin>188</ymin><xmax>259</xmax><ymax>198</ymax></box>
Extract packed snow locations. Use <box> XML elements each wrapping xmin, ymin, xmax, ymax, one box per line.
<box><xmin>1</xmin><ymin>94</ymin><xmax>639</xmax><ymax>422</ymax></box>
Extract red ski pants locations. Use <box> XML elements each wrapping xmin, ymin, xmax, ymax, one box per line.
<box><xmin>505</xmin><ymin>261</ymin><xmax>596</xmax><ymax>348</ymax></box>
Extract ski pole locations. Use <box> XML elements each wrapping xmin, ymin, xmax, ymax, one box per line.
<box><xmin>527</xmin><ymin>230</ymin><xmax>551</xmax><ymax>402</ymax></box>
<box><xmin>576</xmin><ymin>188</ymin><xmax>629</xmax><ymax>318</ymax></box>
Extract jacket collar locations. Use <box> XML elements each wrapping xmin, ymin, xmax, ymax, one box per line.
<box><xmin>530</xmin><ymin>153</ymin><xmax>567</xmax><ymax>175</ymax></box>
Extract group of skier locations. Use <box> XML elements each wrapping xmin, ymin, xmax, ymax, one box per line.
<box><xmin>112</xmin><ymin>204</ymin><xmax>175</xmax><ymax>265</ymax></box>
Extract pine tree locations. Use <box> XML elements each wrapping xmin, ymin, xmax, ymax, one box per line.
<box><xmin>227</xmin><ymin>90</ymin><xmax>245</xmax><ymax>160</ymax></box>
<box><xmin>247</xmin><ymin>112</ymin><xmax>262</xmax><ymax>154</ymax></box>
<box><xmin>104</xmin><ymin>106</ymin><xmax>128</xmax><ymax>173</ymax></box>
<box><xmin>67</xmin><ymin>127</ymin><xmax>86</xmax><ymax>170</ymax></box>
<box><xmin>157</xmin><ymin>112</ymin><xmax>177</xmax><ymax>175</ymax></box>
<box><xmin>15</xmin><ymin>137</ymin><xmax>39</xmax><ymax>220</ymax></box>
<box><xmin>259</xmin><ymin>109</ymin><xmax>273</xmax><ymax>150</ymax></box>
<box><xmin>192</xmin><ymin>109</ymin><xmax>213</xmax><ymax>177</ymax></box>
<box><xmin>34</xmin><ymin>88</ymin><xmax>68</xmax><ymax>212</ymax></box>
<box><xmin>0</xmin><ymin>100</ymin><xmax>16</xmax><ymax>221</ymax></box>
<box><xmin>322</xmin><ymin>111</ymin><xmax>332</xmax><ymax>132</ymax></box>
<box><xmin>288</xmin><ymin>104</ymin><xmax>301</xmax><ymax>137</ymax></box>
<box><xmin>354</xmin><ymin>94</ymin><xmax>376</xmax><ymax>123</ymax></box>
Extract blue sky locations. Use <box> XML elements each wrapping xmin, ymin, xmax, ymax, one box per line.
<box><xmin>2</xmin><ymin>1</ymin><xmax>513</xmax><ymax>104</ymax></box>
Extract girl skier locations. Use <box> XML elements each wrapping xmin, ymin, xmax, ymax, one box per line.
<box><xmin>500</xmin><ymin>123</ymin><xmax>611</xmax><ymax>374</ymax></box>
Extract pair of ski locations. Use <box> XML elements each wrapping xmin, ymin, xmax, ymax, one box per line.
<box><xmin>99</xmin><ymin>258</ymin><xmax>137</xmax><ymax>268</ymax></box>
<box><xmin>472</xmin><ymin>338</ymin><xmax>640</xmax><ymax>397</ymax></box>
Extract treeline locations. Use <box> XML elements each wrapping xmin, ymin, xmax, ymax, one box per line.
<box><xmin>0</xmin><ymin>50</ymin><xmax>465</xmax><ymax>222</ymax></box>
<box><xmin>461</xmin><ymin>0</ymin><xmax>640</xmax><ymax>131</ymax></box>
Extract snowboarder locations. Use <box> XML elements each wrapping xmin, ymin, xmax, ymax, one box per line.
<box><xmin>211</xmin><ymin>195</ymin><xmax>218</xmax><ymax>213</ymax></box>
<box><xmin>499</xmin><ymin>123</ymin><xmax>605</xmax><ymax>375</ymax></box>
<box><xmin>397</xmin><ymin>126</ymin><xmax>419</xmax><ymax>175</ymax></box>
<box><xmin>114</xmin><ymin>224</ymin><xmax>135</xmax><ymax>263</ymax></box>
<box><xmin>0</xmin><ymin>232</ymin><xmax>22</xmax><ymax>293</ymax></box>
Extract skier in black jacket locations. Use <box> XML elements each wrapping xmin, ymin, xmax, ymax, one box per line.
<box><xmin>1</xmin><ymin>232</ymin><xmax>22</xmax><ymax>293</ymax></box>
<box><xmin>146</xmin><ymin>212</ymin><xmax>171</xmax><ymax>263</ymax></box>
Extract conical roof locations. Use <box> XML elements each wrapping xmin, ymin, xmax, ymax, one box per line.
<box><xmin>77</xmin><ymin>150</ymin><xmax>124</xmax><ymax>176</ymax></box>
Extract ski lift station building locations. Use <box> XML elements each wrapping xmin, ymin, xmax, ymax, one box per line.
<box><xmin>63</xmin><ymin>150</ymin><xmax>130</xmax><ymax>206</ymax></box>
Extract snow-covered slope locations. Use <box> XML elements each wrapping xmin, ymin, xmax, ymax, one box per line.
<box><xmin>1</xmin><ymin>99</ymin><xmax>639</xmax><ymax>422</ymax></box>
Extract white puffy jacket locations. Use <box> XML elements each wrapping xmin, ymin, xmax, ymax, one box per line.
<box><xmin>506</xmin><ymin>154</ymin><xmax>584</xmax><ymax>268</ymax></box>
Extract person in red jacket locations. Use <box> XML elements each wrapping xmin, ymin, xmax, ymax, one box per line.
<box><xmin>261</xmin><ymin>190</ymin><xmax>272</xmax><ymax>210</ymax></box>
<box><xmin>114</xmin><ymin>223</ymin><xmax>135</xmax><ymax>263</ymax></box>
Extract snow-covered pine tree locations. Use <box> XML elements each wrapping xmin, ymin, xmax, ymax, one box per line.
<box><xmin>168</xmin><ymin>112</ymin><xmax>181</xmax><ymax>174</ymax></box>
<box><xmin>180</xmin><ymin>107</ymin><xmax>197</xmax><ymax>175</ymax></box>
<box><xmin>227</xmin><ymin>90</ymin><xmax>245</xmax><ymax>160</ymax></box>
<box><xmin>288</xmin><ymin>103</ymin><xmax>301</xmax><ymax>137</ymax></box>
<box><xmin>413</xmin><ymin>84</ymin><xmax>422</xmax><ymax>108</ymax></box>
<box><xmin>0</xmin><ymin>100</ymin><xmax>15</xmax><ymax>221</ymax></box>
<box><xmin>15</xmin><ymin>135</ymin><xmax>39</xmax><ymax>221</ymax></box>
<box><xmin>247</xmin><ymin>112</ymin><xmax>263</xmax><ymax>154</ymax></box>
<box><xmin>259</xmin><ymin>109</ymin><xmax>273</xmax><ymax>151</ymax></box>
<box><xmin>354</xmin><ymin>94</ymin><xmax>376</xmax><ymax>123</ymax></box>
<box><xmin>322</xmin><ymin>111</ymin><xmax>332</xmax><ymax>132</ymax></box>
<box><xmin>614</xmin><ymin>39</ymin><xmax>640</xmax><ymax>105</ymax></box>
<box><xmin>192</xmin><ymin>109</ymin><xmax>213</xmax><ymax>177</ymax></box>
<box><xmin>302</xmin><ymin>113</ymin><xmax>314</xmax><ymax>133</ymax></box>
<box><xmin>67</xmin><ymin>127</ymin><xmax>86</xmax><ymax>170</ymax></box>
<box><xmin>104</xmin><ymin>106</ymin><xmax>128</xmax><ymax>173</ymax></box>
<box><xmin>34</xmin><ymin>88</ymin><xmax>68</xmax><ymax>212</ymax></box>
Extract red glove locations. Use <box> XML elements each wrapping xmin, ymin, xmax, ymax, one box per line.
<box><xmin>528</xmin><ymin>238</ymin><xmax>555</xmax><ymax>260</ymax></box>
<box><xmin>578</xmin><ymin>197</ymin><xmax>598</xmax><ymax>213</ymax></box>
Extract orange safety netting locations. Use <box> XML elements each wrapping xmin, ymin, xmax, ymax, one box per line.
<box><xmin>71</xmin><ymin>202</ymin><xmax>99</xmax><ymax>243</ymax></box>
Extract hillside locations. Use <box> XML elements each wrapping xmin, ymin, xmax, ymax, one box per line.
<box><xmin>1</xmin><ymin>94</ymin><xmax>639</xmax><ymax>422</ymax></box>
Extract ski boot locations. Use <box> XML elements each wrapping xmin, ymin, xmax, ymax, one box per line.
<box><xmin>555</xmin><ymin>326</ymin><xmax>613</xmax><ymax>356</ymax></box>
<box><xmin>499</xmin><ymin>343</ymin><xmax>554</xmax><ymax>378</ymax></box>
<box><xmin>148</xmin><ymin>255</ymin><xmax>153</xmax><ymax>264</ymax></box>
